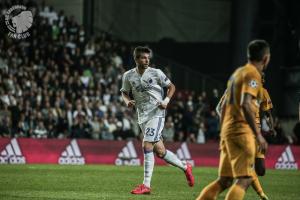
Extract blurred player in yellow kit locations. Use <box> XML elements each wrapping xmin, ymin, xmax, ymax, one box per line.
<box><xmin>251</xmin><ymin>74</ymin><xmax>276</xmax><ymax>200</ymax></box>
<box><xmin>215</xmin><ymin>75</ymin><xmax>274</xmax><ymax>200</ymax></box>
<box><xmin>196</xmin><ymin>39</ymin><xmax>270</xmax><ymax>200</ymax></box>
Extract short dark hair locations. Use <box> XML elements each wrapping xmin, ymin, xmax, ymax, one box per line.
<box><xmin>247</xmin><ymin>39</ymin><xmax>270</xmax><ymax>62</ymax></box>
<box><xmin>133</xmin><ymin>46</ymin><xmax>152</xmax><ymax>59</ymax></box>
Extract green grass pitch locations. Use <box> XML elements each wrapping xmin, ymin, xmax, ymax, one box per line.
<box><xmin>0</xmin><ymin>165</ymin><xmax>299</xmax><ymax>200</ymax></box>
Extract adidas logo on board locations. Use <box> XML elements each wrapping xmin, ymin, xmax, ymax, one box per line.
<box><xmin>176</xmin><ymin>142</ymin><xmax>194</xmax><ymax>166</ymax></box>
<box><xmin>275</xmin><ymin>146</ymin><xmax>298</xmax><ymax>170</ymax></box>
<box><xmin>115</xmin><ymin>141</ymin><xmax>140</xmax><ymax>166</ymax></box>
<box><xmin>58</xmin><ymin>139</ymin><xmax>85</xmax><ymax>165</ymax></box>
<box><xmin>0</xmin><ymin>138</ymin><xmax>26</xmax><ymax>164</ymax></box>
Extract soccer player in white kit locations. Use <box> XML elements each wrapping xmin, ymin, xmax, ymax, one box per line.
<box><xmin>121</xmin><ymin>46</ymin><xmax>194</xmax><ymax>195</ymax></box>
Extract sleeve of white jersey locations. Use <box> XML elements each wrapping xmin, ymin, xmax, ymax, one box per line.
<box><xmin>120</xmin><ymin>72</ymin><xmax>131</xmax><ymax>93</ymax></box>
<box><xmin>157</xmin><ymin>69</ymin><xmax>171</xmax><ymax>87</ymax></box>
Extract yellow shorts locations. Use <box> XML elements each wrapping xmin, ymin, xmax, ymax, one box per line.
<box><xmin>219</xmin><ymin>134</ymin><xmax>256</xmax><ymax>178</ymax></box>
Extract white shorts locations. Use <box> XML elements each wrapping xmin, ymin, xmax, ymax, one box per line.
<box><xmin>139</xmin><ymin>117</ymin><xmax>165</xmax><ymax>142</ymax></box>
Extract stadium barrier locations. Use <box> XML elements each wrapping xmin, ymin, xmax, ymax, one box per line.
<box><xmin>0</xmin><ymin>138</ymin><xmax>298</xmax><ymax>170</ymax></box>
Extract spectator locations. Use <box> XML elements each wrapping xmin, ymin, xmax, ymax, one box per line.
<box><xmin>206</xmin><ymin>110</ymin><xmax>219</xmax><ymax>140</ymax></box>
<box><xmin>33</xmin><ymin>121</ymin><xmax>48</xmax><ymax>138</ymax></box>
<box><xmin>271</xmin><ymin>117</ymin><xmax>286</xmax><ymax>144</ymax></box>
<box><xmin>90</xmin><ymin>115</ymin><xmax>101</xmax><ymax>139</ymax></box>
<box><xmin>162</xmin><ymin>116</ymin><xmax>175</xmax><ymax>142</ymax></box>
<box><xmin>0</xmin><ymin>115</ymin><xmax>11</xmax><ymax>137</ymax></box>
<box><xmin>17</xmin><ymin>114</ymin><xmax>29</xmax><ymax>137</ymax></box>
<box><xmin>71</xmin><ymin>115</ymin><xmax>91</xmax><ymax>138</ymax></box>
<box><xmin>211</xmin><ymin>88</ymin><xmax>219</xmax><ymax>110</ymax></box>
<box><xmin>196</xmin><ymin>122</ymin><xmax>206</xmax><ymax>144</ymax></box>
<box><xmin>121</xmin><ymin>112</ymin><xmax>134</xmax><ymax>139</ymax></box>
<box><xmin>101</xmin><ymin>115</ymin><xmax>114</xmax><ymax>140</ymax></box>
<box><xmin>183</xmin><ymin>105</ymin><xmax>195</xmax><ymax>136</ymax></box>
<box><xmin>293</xmin><ymin>121</ymin><xmax>300</xmax><ymax>145</ymax></box>
<box><xmin>111</xmin><ymin>52</ymin><xmax>123</xmax><ymax>68</ymax></box>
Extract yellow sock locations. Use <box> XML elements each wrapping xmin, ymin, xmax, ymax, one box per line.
<box><xmin>251</xmin><ymin>172</ymin><xmax>264</xmax><ymax>196</ymax></box>
<box><xmin>196</xmin><ymin>180</ymin><xmax>223</xmax><ymax>200</ymax></box>
<box><xmin>225</xmin><ymin>184</ymin><xmax>245</xmax><ymax>200</ymax></box>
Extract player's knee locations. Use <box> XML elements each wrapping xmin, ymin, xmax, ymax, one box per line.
<box><xmin>155</xmin><ymin>149</ymin><xmax>166</xmax><ymax>158</ymax></box>
<box><xmin>153</xmin><ymin>141</ymin><xmax>166</xmax><ymax>158</ymax></box>
<box><xmin>218</xmin><ymin>177</ymin><xmax>233</xmax><ymax>189</ymax></box>
<box><xmin>236</xmin><ymin>177</ymin><xmax>253</xmax><ymax>189</ymax></box>
<box><xmin>143</xmin><ymin>142</ymin><xmax>154</xmax><ymax>152</ymax></box>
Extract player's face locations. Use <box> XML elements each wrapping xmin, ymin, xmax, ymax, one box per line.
<box><xmin>136</xmin><ymin>53</ymin><xmax>150</xmax><ymax>69</ymax></box>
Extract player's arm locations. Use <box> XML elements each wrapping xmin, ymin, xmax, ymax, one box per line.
<box><xmin>215</xmin><ymin>99</ymin><xmax>222</xmax><ymax>118</ymax></box>
<box><xmin>157</xmin><ymin>69</ymin><xmax>175</xmax><ymax>109</ymax></box>
<box><xmin>219</xmin><ymin>101</ymin><xmax>226</xmax><ymax>128</ymax></box>
<box><xmin>264</xmin><ymin>110</ymin><xmax>276</xmax><ymax>135</ymax></box>
<box><xmin>242</xmin><ymin>93</ymin><xmax>268</xmax><ymax>153</ymax></box>
<box><xmin>261</xmin><ymin>88</ymin><xmax>276</xmax><ymax>135</ymax></box>
<box><xmin>120</xmin><ymin>73</ymin><xmax>135</xmax><ymax>108</ymax></box>
<box><xmin>159</xmin><ymin>83</ymin><xmax>175</xmax><ymax>109</ymax></box>
<box><xmin>216</xmin><ymin>91</ymin><xmax>226</xmax><ymax>118</ymax></box>
<box><xmin>121</xmin><ymin>92</ymin><xmax>135</xmax><ymax>108</ymax></box>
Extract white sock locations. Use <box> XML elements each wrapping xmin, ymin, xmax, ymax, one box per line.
<box><xmin>163</xmin><ymin>150</ymin><xmax>187</xmax><ymax>171</ymax></box>
<box><xmin>143</xmin><ymin>150</ymin><xmax>154</xmax><ymax>188</ymax></box>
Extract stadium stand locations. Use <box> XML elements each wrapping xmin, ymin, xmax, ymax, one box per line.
<box><xmin>0</xmin><ymin>1</ymin><xmax>291</xmax><ymax>144</ymax></box>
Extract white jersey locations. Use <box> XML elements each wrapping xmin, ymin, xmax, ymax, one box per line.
<box><xmin>120</xmin><ymin>67</ymin><xmax>171</xmax><ymax>124</ymax></box>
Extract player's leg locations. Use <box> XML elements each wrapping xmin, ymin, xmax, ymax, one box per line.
<box><xmin>225</xmin><ymin>177</ymin><xmax>252</xmax><ymax>200</ymax></box>
<box><xmin>131</xmin><ymin>121</ymin><xmax>157</xmax><ymax>194</ymax></box>
<box><xmin>252</xmin><ymin>157</ymin><xmax>269</xmax><ymax>199</ymax></box>
<box><xmin>145</xmin><ymin>117</ymin><xmax>187</xmax><ymax>171</ymax></box>
<box><xmin>196</xmin><ymin>139</ymin><xmax>233</xmax><ymax>200</ymax></box>
<box><xmin>251</xmin><ymin>171</ymin><xmax>269</xmax><ymax>200</ymax></box>
<box><xmin>142</xmin><ymin>141</ymin><xmax>155</xmax><ymax>188</ymax></box>
<box><xmin>154</xmin><ymin>140</ymin><xmax>194</xmax><ymax>187</ymax></box>
<box><xmin>224</xmin><ymin>134</ymin><xmax>256</xmax><ymax>200</ymax></box>
<box><xmin>154</xmin><ymin>140</ymin><xmax>185</xmax><ymax>169</ymax></box>
<box><xmin>196</xmin><ymin>176</ymin><xmax>233</xmax><ymax>200</ymax></box>
<box><xmin>131</xmin><ymin>140</ymin><xmax>154</xmax><ymax>194</ymax></box>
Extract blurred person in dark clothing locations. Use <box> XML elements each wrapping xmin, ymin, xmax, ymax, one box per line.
<box><xmin>183</xmin><ymin>105</ymin><xmax>195</xmax><ymax>134</ymax></box>
<box><xmin>71</xmin><ymin>114</ymin><xmax>91</xmax><ymax>138</ymax></box>
<box><xmin>211</xmin><ymin>88</ymin><xmax>219</xmax><ymax>111</ymax></box>
<box><xmin>173</xmin><ymin>112</ymin><xmax>184</xmax><ymax>141</ymax></box>
<box><xmin>206</xmin><ymin>110</ymin><xmax>219</xmax><ymax>140</ymax></box>
<box><xmin>162</xmin><ymin>116</ymin><xmax>175</xmax><ymax>142</ymax></box>
<box><xmin>0</xmin><ymin>115</ymin><xmax>11</xmax><ymax>137</ymax></box>
<box><xmin>272</xmin><ymin>117</ymin><xmax>286</xmax><ymax>144</ymax></box>
<box><xmin>293</xmin><ymin>121</ymin><xmax>300</xmax><ymax>145</ymax></box>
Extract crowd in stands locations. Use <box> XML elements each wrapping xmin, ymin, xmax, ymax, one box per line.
<box><xmin>0</xmin><ymin>1</ymin><xmax>298</xmax><ymax>145</ymax></box>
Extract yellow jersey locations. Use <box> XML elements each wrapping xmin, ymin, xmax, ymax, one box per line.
<box><xmin>221</xmin><ymin>63</ymin><xmax>262</xmax><ymax>138</ymax></box>
<box><xmin>255</xmin><ymin>88</ymin><xmax>273</xmax><ymax>125</ymax></box>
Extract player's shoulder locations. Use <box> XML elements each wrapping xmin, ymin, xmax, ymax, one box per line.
<box><xmin>234</xmin><ymin>64</ymin><xmax>260</xmax><ymax>82</ymax></box>
<box><xmin>124</xmin><ymin>68</ymin><xmax>136</xmax><ymax>74</ymax></box>
<box><xmin>231</xmin><ymin>66</ymin><xmax>243</xmax><ymax>76</ymax></box>
<box><xmin>148</xmin><ymin>67</ymin><xmax>161</xmax><ymax>73</ymax></box>
<box><xmin>123</xmin><ymin>68</ymin><xmax>136</xmax><ymax>77</ymax></box>
<box><xmin>145</xmin><ymin>67</ymin><xmax>164</xmax><ymax>77</ymax></box>
<box><xmin>243</xmin><ymin>64</ymin><xmax>260</xmax><ymax>76</ymax></box>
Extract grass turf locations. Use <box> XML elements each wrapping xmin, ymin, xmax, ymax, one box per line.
<box><xmin>0</xmin><ymin>165</ymin><xmax>299</xmax><ymax>200</ymax></box>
